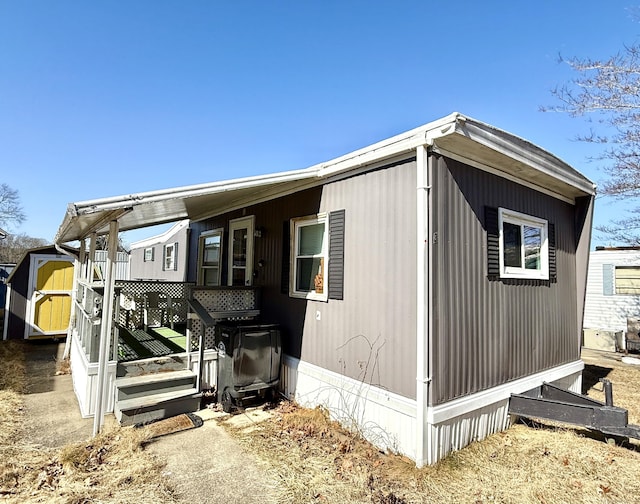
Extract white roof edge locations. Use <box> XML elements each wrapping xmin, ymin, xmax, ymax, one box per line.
<box><xmin>448</xmin><ymin>115</ymin><xmax>596</xmax><ymax>196</ymax></box>
<box><xmin>128</xmin><ymin>219</ymin><xmax>190</xmax><ymax>249</ymax></box>
<box><xmin>55</xmin><ymin>112</ymin><xmax>596</xmax><ymax>243</ymax></box>
<box><xmin>65</xmin><ymin>112</ymin><xmax>594</xmax><ymax>218</ymax></box>
<box><xmin>65</xmin><ymin>113</ymin><xmax>464</xmax><ymax>218</ymax></box>
<box><xmin>70</xmin><ymin>168</ymin><xmax>319</xmax><ymax>216</ymax></box>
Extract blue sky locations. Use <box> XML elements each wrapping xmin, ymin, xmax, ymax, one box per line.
<box><xmin>0</xmin><ymin>1</ymin><xmax>637</xmax><ymax>247</ymax></box>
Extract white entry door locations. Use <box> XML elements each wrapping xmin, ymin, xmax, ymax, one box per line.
<box><xmin>228</xmin><ymin>216</ymin><xmax>255</xmax><ymax>286</ymax></box>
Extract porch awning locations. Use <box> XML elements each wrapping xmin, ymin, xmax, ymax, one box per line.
<box><xmin>54</xmin><ymin>112</ymin><xmax>596</xmax><ymax>244</ymax></box>
<box><xmin>55</xmin><ymin>168</ymin><xmax>319</xmax><ymax>243</ymax></box>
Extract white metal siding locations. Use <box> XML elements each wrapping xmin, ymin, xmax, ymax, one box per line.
<box><xmin>584</xmin><ymin>249</ymin><xmax>640</xmax><ymax>332</ymax></box>
<box><xmin>304</xmin><ymin>159</ymin><xmax>418</xmax><ymax>399</ymax></box>
<box><xmin>93</xmin><ymin>251</ymin><xmax>130</xmax><ymax>281</ymax></box>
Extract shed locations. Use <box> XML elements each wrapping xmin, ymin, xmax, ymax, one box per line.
<box><xmin>54</xmin><ymin>112</ymin><xmax>595</xmax><ymax>465</ymax></box>
<box><xmin>3</xmin><ymin>245</ymin><xmax>77</xmax><ymax>340</ymax></box>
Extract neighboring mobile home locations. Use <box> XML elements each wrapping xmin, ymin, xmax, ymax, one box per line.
<box><xmin>129</xmin><ymin>220</ymin><xmax>189</xmax><ymax>281</ymax></box>
<box><xmin>54</xmin><ymin>113</ymin><xmax>595</xmax><ymax>465</ymax></box>
<box><xmin>583</xmin><ymin>247</ymin><xmax>640</xmax><ymax>351</ymax></box>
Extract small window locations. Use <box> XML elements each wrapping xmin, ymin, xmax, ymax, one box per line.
<box><xmin>290</xmin><ymin>214</ymin><xmax>328</xmax><ymax>301</ymax></box>
<box><xmin>615</xmin><ymin>266</ymin><xmax>640</xmax><ymax>294</ymax></box>
<box><xmin>144</xmin><ymin>247</ymin><xmax>154</xmax><ymax>262</ymax></box>
<box><xmin>198</xmin><ymin>229</ymin><xmax>223</xmax><ymax>286</ymax></box>
<box><xmin>163</xmin><ymin>243</ymin><xmax>177</xmax><ymax>271</ymax></box>
<box><xmin>499</xmin><ymin>208</ymin><xmax>548</xmax><ymax>280</ymax></box>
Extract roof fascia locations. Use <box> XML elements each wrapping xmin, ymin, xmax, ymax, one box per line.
<box><xmin>440</xmin><ymin>116</ymin><xmax>596</xmax><ymax>196</ymax></box>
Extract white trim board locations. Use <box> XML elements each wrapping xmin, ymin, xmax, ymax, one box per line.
<box><xmin>427</xmin><ymin>360</ymin><xmax>584</xmax><ymax>424</ymax></box>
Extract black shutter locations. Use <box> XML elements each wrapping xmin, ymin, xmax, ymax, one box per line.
<box><xmin>548</xmin><ymin>223</ymin><xmax>556</xmax><ymax>281</ymax></box>
<box><xmin>162</xmin><ymin>244</ymin><xmax>167</xmax><ymax>271</ymax></box>
<box><xmin>485</xmin><ymin>206</ymin><xmax>500</xmax><ymax>279</ymax></box>
<box><xmin>328</xmin><ymin>209</ymin><xmax>345</xmax><ymax>300</ymax></box>
<box><xmin>173</xmin><ymin>242</ymin><xmax>179</xmax><ymax>271</ymax></box>
<box><xmin>281</xmin><ymin>221</ymin><xmax>290</xmax><ymax>294</ymax></box>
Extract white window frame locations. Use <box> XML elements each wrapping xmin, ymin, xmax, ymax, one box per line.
<box><xmin>290</xmin><ymin>213</ymin><xmax>328</xmax><ymax>301</ymax></box>
<box><xmin>144</xmin><ymin>247</ymin><xmax>154</xmax><ymax>262</ymax></box>
<box><xmin>198</xmin><ymin>228</ymin><xmax>224</xmax><ymax>286</ymax></box>
<box><xmin>163</xmin><ymin>242</ymin><xmax>177</xmax><ymax>271</ymax></box>
<box><xmin>498</xmin><ymin>208</ymin><xmax>549</xmax><ymax>280</ymax></box>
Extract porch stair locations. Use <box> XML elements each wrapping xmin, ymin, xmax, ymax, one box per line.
<box><xmin>114</xmin><ymin>369</ymin><xmax>201</xmax><ymax>426</ymax></box>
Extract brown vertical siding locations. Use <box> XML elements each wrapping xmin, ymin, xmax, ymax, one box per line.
<box><xmin>430</xmin><ymin>155</ymin><xmax>579</xmax><ymax>405</ymax></box>
<box><xmin>306</xmin><ymin>158</ymin><xmax>418</xmax><ymax>399</ymax></box>
<box><xmin>189</xmin><ymin>158</ymin><xmax>418</xmax><ymax>399</ymax></box>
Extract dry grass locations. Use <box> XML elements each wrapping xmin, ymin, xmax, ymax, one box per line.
<box><xmin>0</xmin><ymin>340</ymin><xmax>177</xmax><ymax>504</ymax></box>
<box><xmin>222</xmin><ymin>350</ymin><xmax>640</xmax><ymax>504</ymax></box>
<box><xmin>4</xmin><ymin>337</ymin><xmax>640</xmax><ymax>503</ymax></box>
<box><xmin>0</xmin><ymin>341</ymin><xmax>26</xmax><ymax>449</ymax></box>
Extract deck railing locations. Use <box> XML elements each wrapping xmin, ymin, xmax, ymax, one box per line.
<box><xmin>72</xmin><ymin>281</ymin><xmax>262</xmax><ymax>365</ymax></box>
<box><xmin>73</xmin><ymin>280</ymin><xmax>195</xmax><ymax>364</ymax></box>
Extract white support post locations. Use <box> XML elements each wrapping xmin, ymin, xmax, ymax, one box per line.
<box><xmin>93</xmin><ymin>222</ymin><xmax>119</xmax><ymax>436</ymax></box>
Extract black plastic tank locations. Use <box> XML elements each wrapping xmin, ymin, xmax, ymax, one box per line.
<box><xmin>215</xmin><ymin>321</ymin><xmax>281</xmax><ymax>412</ymax></box>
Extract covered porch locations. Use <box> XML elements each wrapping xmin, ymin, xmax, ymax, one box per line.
<box><xmin>69</xmin><ymin>269</ymin><xmax>261</xmax><ymax>426</ymax></box>
<box><xmin>54</xmin><ymin>170</ymin><xmax>312</xmax><ymax>434</ymax></box>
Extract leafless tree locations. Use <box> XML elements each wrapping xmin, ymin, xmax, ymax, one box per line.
<box><xmin>0</xmin><ymin>183</ymin><xmax>26</xmax><ymax>230</ymax></box>
<box><xmin>542</xmin><ymin>44</ymin><xmax>640</xmax><ymax>244</ymax></box>
<box><xmin>0</xmin><ymin>233</ymin><xmax>48</xmax><ymax>263</ymax></box>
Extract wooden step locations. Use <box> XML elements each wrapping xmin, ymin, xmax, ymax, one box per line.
<box><xmin>115</xmin><ymin>388</ymin><xmax>201</xmax><ymax>426</ymax></box>
<box><xmin>115</xmin><ymin>369</ymin><xmax>196</xmax><ymax>400</ymax></box>
<box><xmin>116</xmin><ymin>354</ymin><xmax>188</xmax><ymax>378</ymax></box>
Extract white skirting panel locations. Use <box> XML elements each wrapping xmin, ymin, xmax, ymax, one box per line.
<box><xmin>70</xmin><ymin>332</ymin><xmax>117</xmax><ymax>418</ymax></box>
<box><xmin>423</xmin><ymin>361</ymin><xmax>584</xmax><ymax>465</ymax></box>
<box><xmin>188</xmin><ymin>350</ymin><xmax>218</xmax><ymax>390</ymax></box>
<box><xmin>282</xmin><ymin>355</ymin><xmax>584</xmax><ymax>466</ymax></box>
<box><xmin>281</xmin><ymin>355</ymin><xmax>418</xmax><ymax>459</ymax></box>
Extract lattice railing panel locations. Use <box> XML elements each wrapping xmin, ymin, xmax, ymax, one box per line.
<box><xmin>114</xmin><ymin>281</ymin><xmax>194</xmax><ymax>328</ymax></box>
<box><xmin>188</xmin><ymin>287</ymin><xmax>260</xmax><ymax>351</ymax></box>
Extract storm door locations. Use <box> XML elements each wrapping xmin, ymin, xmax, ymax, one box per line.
<box><xmin>228</xmin><ymin>216</ymin><xmax>254</xmax><ymax>286</ymax></box>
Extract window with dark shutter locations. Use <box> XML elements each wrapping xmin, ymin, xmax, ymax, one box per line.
<box><xmin>485</xmin><ymin>206</ymin><xmax>555</xmax><ymax>283</ymax></box>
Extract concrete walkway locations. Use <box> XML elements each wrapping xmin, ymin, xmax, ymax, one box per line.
<box><xmin>22</xmin><ymin>340</ymin><xmax>95</xmax><ymax>448</ymax></box>
<box><xmin>21</xmin><ymin>340</ymin><xmax>278</xmax><ymax>503</ymax></box>
<box><xmin>146</xmin><ymin>408</ymin><xmax>279</xmax><ymax>503</ymax></box>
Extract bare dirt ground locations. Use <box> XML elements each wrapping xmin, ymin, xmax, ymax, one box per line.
<box><xmin>2</xmin><ymin>341</ymin><xmax>640</xmax><ymax>503</ymax></box>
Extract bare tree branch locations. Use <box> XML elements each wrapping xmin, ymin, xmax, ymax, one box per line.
<box><xmin>0</xmin><ymin>183</ymin><xmax>26</xmax><ymax>229</ymax></box>
<box><xmin>542</xmin><ymin>43</ymin><xmax>640</xmax><ymax>244</ymax></box>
